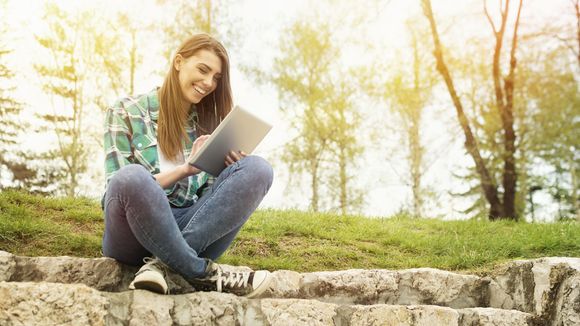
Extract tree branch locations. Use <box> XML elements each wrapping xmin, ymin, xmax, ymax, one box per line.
<box><xmin>484</xmin><ymin>0</ymin><xmax>498</xmax><ymax>34</ymax></box>
<box><xmin>421</xmin><ymin>0</ymin><xmax>502</xmax><ymax>219</ymax></box>
<box><xmin>575</xmin><ymin>0</ymin><xmax>580</xmax><ymax>67</ymax></box>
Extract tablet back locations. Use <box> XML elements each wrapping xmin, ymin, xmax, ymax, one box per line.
<box><xmin>189</xmin><ymin>106</ymin><xmax>272</xmax><ymax>176</ymax></box>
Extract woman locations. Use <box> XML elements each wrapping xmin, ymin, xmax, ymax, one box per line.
<box><xmin>102</xmin><ymin>33</ymin><xmax>273</xmax><ymax>298</ymax></box>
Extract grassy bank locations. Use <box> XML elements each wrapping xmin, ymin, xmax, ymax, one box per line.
<box><xmin>1</xmin><ymin>190</ymin><xmax>578</xmax><ymax>274</ymax></box>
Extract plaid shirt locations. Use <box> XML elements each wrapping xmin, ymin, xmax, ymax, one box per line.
<box><xmin>104</xmin><ymin>88</ymin><xmax>211</xmax><ymax>207</ymax></box>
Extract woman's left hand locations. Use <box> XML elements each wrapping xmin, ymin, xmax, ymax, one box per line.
<box><xmin>225</xmin><ymin>150</ymin><xmax>247</xmax><ymax>166</ymax></box>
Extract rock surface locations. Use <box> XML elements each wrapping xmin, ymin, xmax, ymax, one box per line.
<box><xmin>0</xmin><ymin>250</ymin><xmax>578</xmax><ymax>325</ymax></box>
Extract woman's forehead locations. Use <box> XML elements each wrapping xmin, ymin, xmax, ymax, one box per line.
<box><xmin>188</xmin><ymin>49</ymin><xmax>222</xmax><ymax>74</ymax></box>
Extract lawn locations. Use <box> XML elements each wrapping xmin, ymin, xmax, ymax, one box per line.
<box><xmin>1</xmin><ymin>190</ymin><xmax>578</xmax><ymax>275</ymax></box>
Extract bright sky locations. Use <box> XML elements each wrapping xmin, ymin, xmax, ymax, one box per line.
<box><xmin>2</xmin><ymin>0</ymin><xmax>574</xmax><ymax>220</ymax></box>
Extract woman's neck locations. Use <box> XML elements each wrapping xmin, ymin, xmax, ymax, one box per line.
<box><xmin>181</xmin><ymin>98</ymin><xmax>193</xmax><ymax>113</ymax></box>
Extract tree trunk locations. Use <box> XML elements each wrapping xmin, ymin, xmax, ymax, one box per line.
<box><xmin>409</xmin><ymin>118</ymin><xmax>423</xmax><ymax>218</ymax></box>
<box><xmin>486</xmin><ymin>0</ymin><xmax>523</xmax><ymax>220</ymax></box>
<box><xmin>310</xmin><ymin>158</ymin><xmax>319</xmax><ymax>212</ymax></box>
<box><xmin>571</xmin><ymin>155</ymin><xmax>579</xmax><ymax>222</ymax></box>
<box><xmin>409</xmin><ymin>34</ymin><xmax>424</xmax><ymax>218</ymax></box>
<box><xmin>203</xmin><ymin>0</ymin><xmax>212</xmax><ymax>33</ymax></box>
<box><xmin>339</xmin><ymin>146</ymin><xmax>347</xmax><ymax>215</ymax></box>
<box><xmin>421</xmin><ymin>0</ymin><xmax>503</xmax><ymax>219</ymax></box>
<box><xmin>575</xmin><ymin>0</ymin><xmax>580</xmax><ymax>68</ymax></box>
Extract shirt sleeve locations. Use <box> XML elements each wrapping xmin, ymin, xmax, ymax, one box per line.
<box><xmin>104</xmin><ymin>104</ymin><xmax>132</xmax><ymax>186</ymax></box>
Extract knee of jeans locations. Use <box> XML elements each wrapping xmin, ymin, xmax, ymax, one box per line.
<box><xmin>243</xmin><ymin>156</ymin><xmax>274</xmax><ymax>190</ymax></box>
<box><xmin>108</xmin><ymin>164</ymin><xmax>153</xmax><ymax>194</ymax></box>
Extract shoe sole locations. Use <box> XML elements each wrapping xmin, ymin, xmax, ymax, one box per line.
<box><xmin>130</xmin><ymin>270</ymin><xmax>168</xmax><ymax>294</ymax></box>
<box><xmin>132</xmin><ymin>280</ymin><xmax>168</xmax><ymax>294</ymax></box>
<box><xmin>245</xmin><ymin>272</ymin><xmax>272</xmax><ymax>299</ymax></box>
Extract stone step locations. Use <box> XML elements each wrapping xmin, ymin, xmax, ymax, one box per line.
<box><xmin>0</xmin><ymin>281</ymin><xmax>536</xmax><ymax>326</ymax></box>
<box><xmin>1</xmin><ymin>251</ymin><xmax>579</xmax><ymax>325</ymax></box>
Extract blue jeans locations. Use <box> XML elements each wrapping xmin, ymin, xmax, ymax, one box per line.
<box><xmin>102</xmin><ymin>155</ymin><xmax>273</xmax><ymax>280</ymax></box>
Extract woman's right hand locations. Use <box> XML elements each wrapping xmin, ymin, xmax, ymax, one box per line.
<box><xmin>182</xmin><ymin>135</ymin><xmax>210</xmax><ymax>176</ymax></box>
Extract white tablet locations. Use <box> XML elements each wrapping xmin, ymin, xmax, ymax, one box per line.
<box><xmin>188</xmin><ymin>106</ymin><xmax>272</xmax><ymax>176</ymax></box>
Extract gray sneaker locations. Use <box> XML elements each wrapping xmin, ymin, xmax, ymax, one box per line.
<box><xmin>188</xmin><ymin>260</ymin><xmax>271</xmax><ymax>298</ymax></box>
<box><xmin>129</xmin><ymin>257</ymin><xmax>169</xmax><ymax>294</ymax></box>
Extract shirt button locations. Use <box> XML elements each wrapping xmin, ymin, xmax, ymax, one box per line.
<box><xmin>137</xmin><ymin>143</ymin><xmax>142</xmax><ymax>148</ymax></box>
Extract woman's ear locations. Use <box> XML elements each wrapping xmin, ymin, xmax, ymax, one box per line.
<box><xmin>174</xmin><ymin>54</ymin><xmax>184</xmax><ymax>71</ymax></box>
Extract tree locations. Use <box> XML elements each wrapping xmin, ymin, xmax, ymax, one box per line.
<box><xmin>34</xmin><ymin>3</ymin><xmax>125</xmax><ymax>196</ymax></box>
<box><xmin>156</xmin><ymin>0</ymin><xmax>240</xmax><ymax>64</ymax></box>
<box><xmin>368</xmin><ymin>20</ymin><xmax>438</xmax><ymax>217</ymax></box>
<box><xmin>575</xmin><ymin>0</ymin><xmax>580</xmax><ymax>67</ymax></box>
<box><xmin>92</xmin><ymin>11</ymin><xmax>142</xmax><ymax>106</ymax></box>
<box><xmin>247</xmin><ymin>18</ymin><xmax>365</xmax><ymax>214</ymax></box>
<box><xmin>521</xmin><ymin>45</ymin><xmax>579</xmax><ymax>221</ymax></box>
<box><xmin>117</xmin><ymin>13</ymin><xmax>141</xmax><ymax>96</ymax></box>
<box><xmin>0</xmin><ymin>0</ymin><xmax>42</xmax><ymax>191</ymax></box>
<box><xmin>421</xmin><ymin>0</ymin><xmax>524</xmax><ymax>220</ymax></box>
<box><xmin>274</xmin><ymin>21</ymin><xmax>336</xmax><ymax>212</ymax></box>
<box><xmin>0</xmin><ymin>26</ymin><xmax>24</xmax><ymax>187</ymax></box>
<box><xmin>325</xmin><ymin>80</ymin><xmax>364</xmax><ymax>214</ymax></box>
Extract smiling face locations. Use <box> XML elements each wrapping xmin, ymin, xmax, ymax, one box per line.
<box><xmin>174</xmin><ymin>49</ymin><xmax>223</xmax><ymax>108</ymax></box>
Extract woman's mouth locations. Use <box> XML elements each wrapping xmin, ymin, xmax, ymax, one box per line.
<box><xmin>193</xmin><ymin>85</ymin><xmax>207</xmax><ymax>96</ymax></box>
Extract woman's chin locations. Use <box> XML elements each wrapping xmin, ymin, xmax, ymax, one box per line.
<box><xmin>187</xmin><ymin>95</ymin><xmax>202</xmax><ymax>105</ymax></box>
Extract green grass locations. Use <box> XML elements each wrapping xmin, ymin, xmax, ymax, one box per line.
<box><xmin>1</xmin><ymin>190</ymin><xmax>579</xmax><ymax>275</ymax></box>
<box><xmin>0</xmin><ymin>190</ymin><xmax>103</xmax><ymax>257</ymax></box>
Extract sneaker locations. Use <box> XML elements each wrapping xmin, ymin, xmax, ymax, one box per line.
<box><xmin>128</xmin><ymin>257</ymin><xmax>169</xmax><ymax>294</ymax></box>
<box><xmin>188</xmin><ymin>260</ymin><xmax>271</xmax><ymax>298</ymax></box>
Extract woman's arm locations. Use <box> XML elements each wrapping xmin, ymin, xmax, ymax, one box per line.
<box><xmin>104</xmin><ymin>106</ymin><xmax>133</xmax><ymax>185</ymax></box>
<box><xmin>154</xmin><ymin>134</ymin><xmax>210</xmax><ymax>189</ymax></box>
<box><xmin>153</xmin><ymin>165</ymin><xmax>190</xmax><ymax>189</ymax></box>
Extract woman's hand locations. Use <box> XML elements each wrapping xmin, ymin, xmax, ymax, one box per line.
<box><xmin>182</xmin><ymin>135</ymin><xmax>211</xmax><ymax>175</ymax></box>
<box><xmin>225</xmin><ymin>150</ymin><xmax>247</xmax><ymax>167</ymax></box>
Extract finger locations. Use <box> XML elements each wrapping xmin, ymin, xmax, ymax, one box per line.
<box><xmin>230</xmin><ymin>150</ymin><xmax>241</xmax><ymax>161</ymax></box>
<box><xmin>194</xmin><ymin>136</ymin><xmax>206</xmax><ymax>147</ymax></box>
<box><xmin>239</xmin><ymin>151</ymin><xmax>247</xmax><ymax>157</ymax></box>
<box><xmin>225</xmin><ymin>154</ymin><xmax>235</xmax><ymax>165</ymax></box>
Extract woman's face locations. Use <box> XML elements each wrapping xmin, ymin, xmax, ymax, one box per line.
<box><xmin>175</xmin><ymin>49</ymin><xmax>222</xmax><ymax>106</ymax></box>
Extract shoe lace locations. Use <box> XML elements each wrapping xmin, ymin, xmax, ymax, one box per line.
<box><xmin>213</xmin><ymin>265</ymin><xmax>251</xmax><ymax>293</ymax></box>
<box><xmin>138</xmin><ymin>257</ymin><xmax>166</xmax><ymax>276</ymax></box>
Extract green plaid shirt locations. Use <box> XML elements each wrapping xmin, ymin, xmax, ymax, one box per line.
<box><xmin>104</xmin><ymin>88</ymin><xmax>211</xmax><ymax>207</ymax></box>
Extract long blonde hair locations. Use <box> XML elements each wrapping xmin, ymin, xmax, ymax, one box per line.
<box><xmin>158</xmin><ymin>34</ymin><xmax>232</xmax><ymax>160</ymax></box>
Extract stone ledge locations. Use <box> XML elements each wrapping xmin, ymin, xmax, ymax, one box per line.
<box><xmin>1</xmin><ymin>251</ymin><xmax>579</xmax><ymax>325</ymax></box>
<box><xmin>0</xmin><ymin>281</ymin><xmax>536</xmax><ymax>326</ymax></box>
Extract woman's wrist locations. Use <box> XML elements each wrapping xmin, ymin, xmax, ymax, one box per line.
<box><xmin>180</xmin><ymin>163</ymin><xmax>199</xmax><ymax>177</ymax></box>
<box><xmin>179</xmin><ymin>163</ymin><xmax>191</xmax><ymax>177</ymax></box>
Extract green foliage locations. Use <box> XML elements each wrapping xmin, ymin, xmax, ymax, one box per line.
<box><xmin>33</xmin><ymin>2</ymin><xmax>126</xmax><ymax>197</ymax></box>
<box><xmin>0</xmin><ymin>1</ymin><xmax>576</xmax><ymax>222</ymax></box>
<box><xmin>0</xmin><ymin>1</ymin><xmax>34</xmax><ymax>191</ymax></box>
<box><xmin>1</xmin><ymin>190</ymin><xmax>578</xmax><ymax>274</ymax></box>
<box><xmin>366</xmin><ymin>18</ymin><xmax>437</xmax><ymax>217</ymax></box>
<box><xmin>520</xmin><ymin>46</ymin><xmax>579</xmax><ymax>220</ymax></box>
<box><xmin>257</xmin><ymin>18</ymin><xmax>365</xmax><ymax>214</ymax></box>
<box><xmin>449</xmin><ymin>35</ymin><xmax>580</xmax><ymax>221</ymax></box>
<box><xmin>158</xmin><ymin>0</ymin><xmax>241</xmax><ymax>67</ymax></box>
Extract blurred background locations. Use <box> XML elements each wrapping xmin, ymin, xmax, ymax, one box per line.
<box><xmin>0</xmin><ymin>0</ymin><xmax>577</xmax><ymax>222</ymax></box>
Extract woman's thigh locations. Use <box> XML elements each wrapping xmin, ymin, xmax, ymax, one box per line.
<box><xmin>174</xmin><ymin>156</ymin><xmax>273</xmax><ymax>255</ymax></box>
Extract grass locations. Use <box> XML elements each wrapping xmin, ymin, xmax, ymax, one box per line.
<box><xmin>1</xmin><ymin>189</ymin><xmax>579</xmax><ymax>275</ymax></box>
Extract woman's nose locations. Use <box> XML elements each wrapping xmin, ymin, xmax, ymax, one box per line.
<box><xmin>202</xmin><ymin>76</ymin><xmax>213</xmax><ymax>88</ymax></box>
